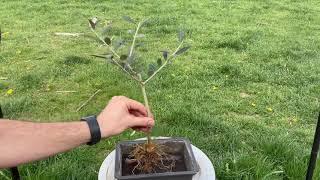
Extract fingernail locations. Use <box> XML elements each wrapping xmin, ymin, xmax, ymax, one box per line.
<box><xmin>147</xmin><ymin>120</ymin><xmax>152</xmax><ymax>127</ymax></box>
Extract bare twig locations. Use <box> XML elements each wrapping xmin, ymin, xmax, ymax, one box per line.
<box><xmin>113</xmin><ymin>63</ymin><xmax>141</xmax><ymax>83</ymax></box>
<box><xmin>129</xmin><ymin>21</ymin><xmax>142</xmax><ymax>57</ymax></box>
<box><xmin>54</xmin><ymin>32</ymin><xmax>84</xmax><ymax>37</ymax></box>
<box><xmin>56</xmin><ymin>90</ymin><xmax>77</xmax><ymax>93</ymax></box>
<box><xmin>143</xmin><ymin>41</ymin><xmax>184</xmax><ymax>84</ymax></box>
<box><xmin>90</xmin><ymin>27</ymin><xmax>120</xmax><ymax>59</ymax></box>
<box><xmin>125</xmin><ymin>20</ymin><xmax>146</xmax><ymax>75</ymax></box>
<box><xmin>76</xmin><ymin>89</ymin><xmax>101</xmax><ymax>112</ymax></box>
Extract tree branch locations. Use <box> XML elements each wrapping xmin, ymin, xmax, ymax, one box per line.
<box><xmin>138</xmin><ymin>74</ymin><xmax>152</xmax><ymax>145</ymax></box>
<box><xmin>129</xmin><ymin>22</ymin><xmax>142</xmax><ymax>57</ymax></box>
<box><xmin>143</xmin><ymin>41</ymin><xmax>184</xmax><ymax>84</ymax></box>
<box><xmin>126</xmin><ymin>21</ymin><xmax>144</xmax><ymax>75</ymax></box>
<box><xmin>90</xmin><ymin>27</ymin><xmax>120</xmax><ymax>59</ymax></box>
<box><xmin>90</xmin><ymin>27</ymin><xmax>142</xmax><ymax>84</ymax></box>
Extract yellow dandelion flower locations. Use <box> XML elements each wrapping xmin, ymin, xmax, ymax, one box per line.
<box><xmin>6</xmin><ymin>89</ymin><xmax>14</xmax><ymax>95</ymax></box>
<box><xmin>2</xmin><ymin>32</ymin><xmax>9</xmax><ymax>37</ymax></box>
<box><xmin>251</xmin><ymin>103</ymin><xmax>256</xmax><ymax>107</ymax></box>
<box><xmin>267</xmin><ymin>107</ymin><xmax>273</xmax><ymax>112</ymax></box>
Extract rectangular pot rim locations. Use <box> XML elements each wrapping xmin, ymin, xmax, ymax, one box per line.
<box><xmin>115</xmin><ymin>171</ymin><xmax>198</xmax><ymax>179</ymax></box>
<box><xmin>116</xmin><ymin>137</ymin><xmax>190</xmax><ymax>144</ymax></box>
<box><xmin>114</xmin><ymin>137</ymin><xmax>199</xmax><ymax>179</ymax></box>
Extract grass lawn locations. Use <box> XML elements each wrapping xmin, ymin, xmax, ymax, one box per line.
<box><xmin>1</xmin><ymin>0</ymin><xmax>320</xmax><ymax>179</ymax></box>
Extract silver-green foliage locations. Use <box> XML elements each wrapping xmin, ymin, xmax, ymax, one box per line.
<box><xmin>89</xmin><ymin>16</ymin><xmax>191</xmax><ymax>85</ymax></box>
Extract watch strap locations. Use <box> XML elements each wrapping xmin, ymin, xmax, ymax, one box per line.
<box><xmin>81</xmin><ymin>115</ymin><xmax>101</xmax><ymax>145</ymax></box>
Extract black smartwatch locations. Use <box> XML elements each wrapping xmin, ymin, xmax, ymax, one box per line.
<box><xmin>81</xmin><ymin>115</ymin><xmax>101</xmax><ymax>145</ymax></box>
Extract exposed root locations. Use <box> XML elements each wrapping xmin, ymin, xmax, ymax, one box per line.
<box><xmin>128</xmin><ymin>142</ymin><xmax>176</xmax><ymax>174</ymax></box>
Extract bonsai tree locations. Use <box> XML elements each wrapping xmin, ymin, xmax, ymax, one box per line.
<box><xmin>89</xmin><ymin>16</ymin><xmax>190</xmax><ymax>174</ymax></box>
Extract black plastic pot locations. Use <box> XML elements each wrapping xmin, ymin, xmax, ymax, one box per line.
<box><xmin>115</xmin><ymin>137</ymin><xmax>199</xmax><ymax>180</ymax></box>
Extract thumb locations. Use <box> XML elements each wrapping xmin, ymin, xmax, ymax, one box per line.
<box><xmin>128</xmin><ymin>116</ymin><xmax>154</xmax><ymax>128</ymax></box>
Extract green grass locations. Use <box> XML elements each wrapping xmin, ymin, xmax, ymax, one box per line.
<box><xmin>1</xmin><ymin>0</ymin><xmax>320</xmax><ymax>179</ymax></box>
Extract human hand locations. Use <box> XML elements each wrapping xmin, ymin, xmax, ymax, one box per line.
<box><xmin>97</xmin><ymin>96</ymin><xmax>154</xmax><ymax>138</ymax></box>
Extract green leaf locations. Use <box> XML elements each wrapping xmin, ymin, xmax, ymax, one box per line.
<box><xmin>113</xmin><ymin>39</ymin><xmax>124</xmax><ymax>50</ymax></box>
<box><xmin>161</xmin><ymin>50</ymin><xmax>168</xmax><ymax>60</ymax></box>
<box><xmin>120</xmin><ymin>55</ymin><xmax>128</xmax><ymax>61</ymax></box>
<box><xmin>120</xmin><ymin>62</ymin><xmax>126</xmax><ymax>68</ymax></box>
<box><xmin>127</xmin><ymin>55</ymin><xmax>135</xmax><ymax>65</ymax></box>
<box><xmin>124</xmin><ymin>63</ymin><xmax>131</xmax><ymax>71</ymax></box>
<box><xmin>157</xmin><ymin>58</ymin><xmax>162</xmax><ymax>66</ymax></box>
<box><xmin>104</xmin><ymin>37</ymin><xmax>111</xmax><ymax>45</ymax></box>
<box><xmin>174</xmin><ymin>46</ymin><xmax>191</xmax><ymax>56</ymax></box>
<box><xmin>122</xmin><ymin>16</ymin><xmax>135</xmax><ymax>24</ymax></box>
<box><xmin>178</xmin><ymin>30</ymin><xmax>185</xmax><ymax>42</ymax></box>
<box><xmin>104</xmin><ymin>54</ymin><xmax>113</xmax><ymax>59</ymax></box>
<box><xmin>101</xmin><ymin>25</ymin><xmax>112</xmax><ymax>35</ymax></box>
<box><xmin>88</xmin><ymin>17</ymin><xmax>98</xmax><ymax>29</ymax></box>
<box><xmin>148</xmin><ymin>64</ymin><xmax>157</xmax><ymax>76</ymax></box>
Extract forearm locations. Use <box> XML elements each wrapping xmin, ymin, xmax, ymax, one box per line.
<box><xmin>0</xmin><ymin>119</ymin><xmax>90</xmax><ymax>168</ymax></box>
<box><xmin>0</xmin><ymin>96</ymin><xmax>155</xmax><ymax>169</ymax></box>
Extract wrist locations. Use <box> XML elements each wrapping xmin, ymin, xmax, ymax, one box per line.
<box><xmin>97</xmin><ymin>114</ymin><xmax>112</xmax><ymax>138</ymax></box>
